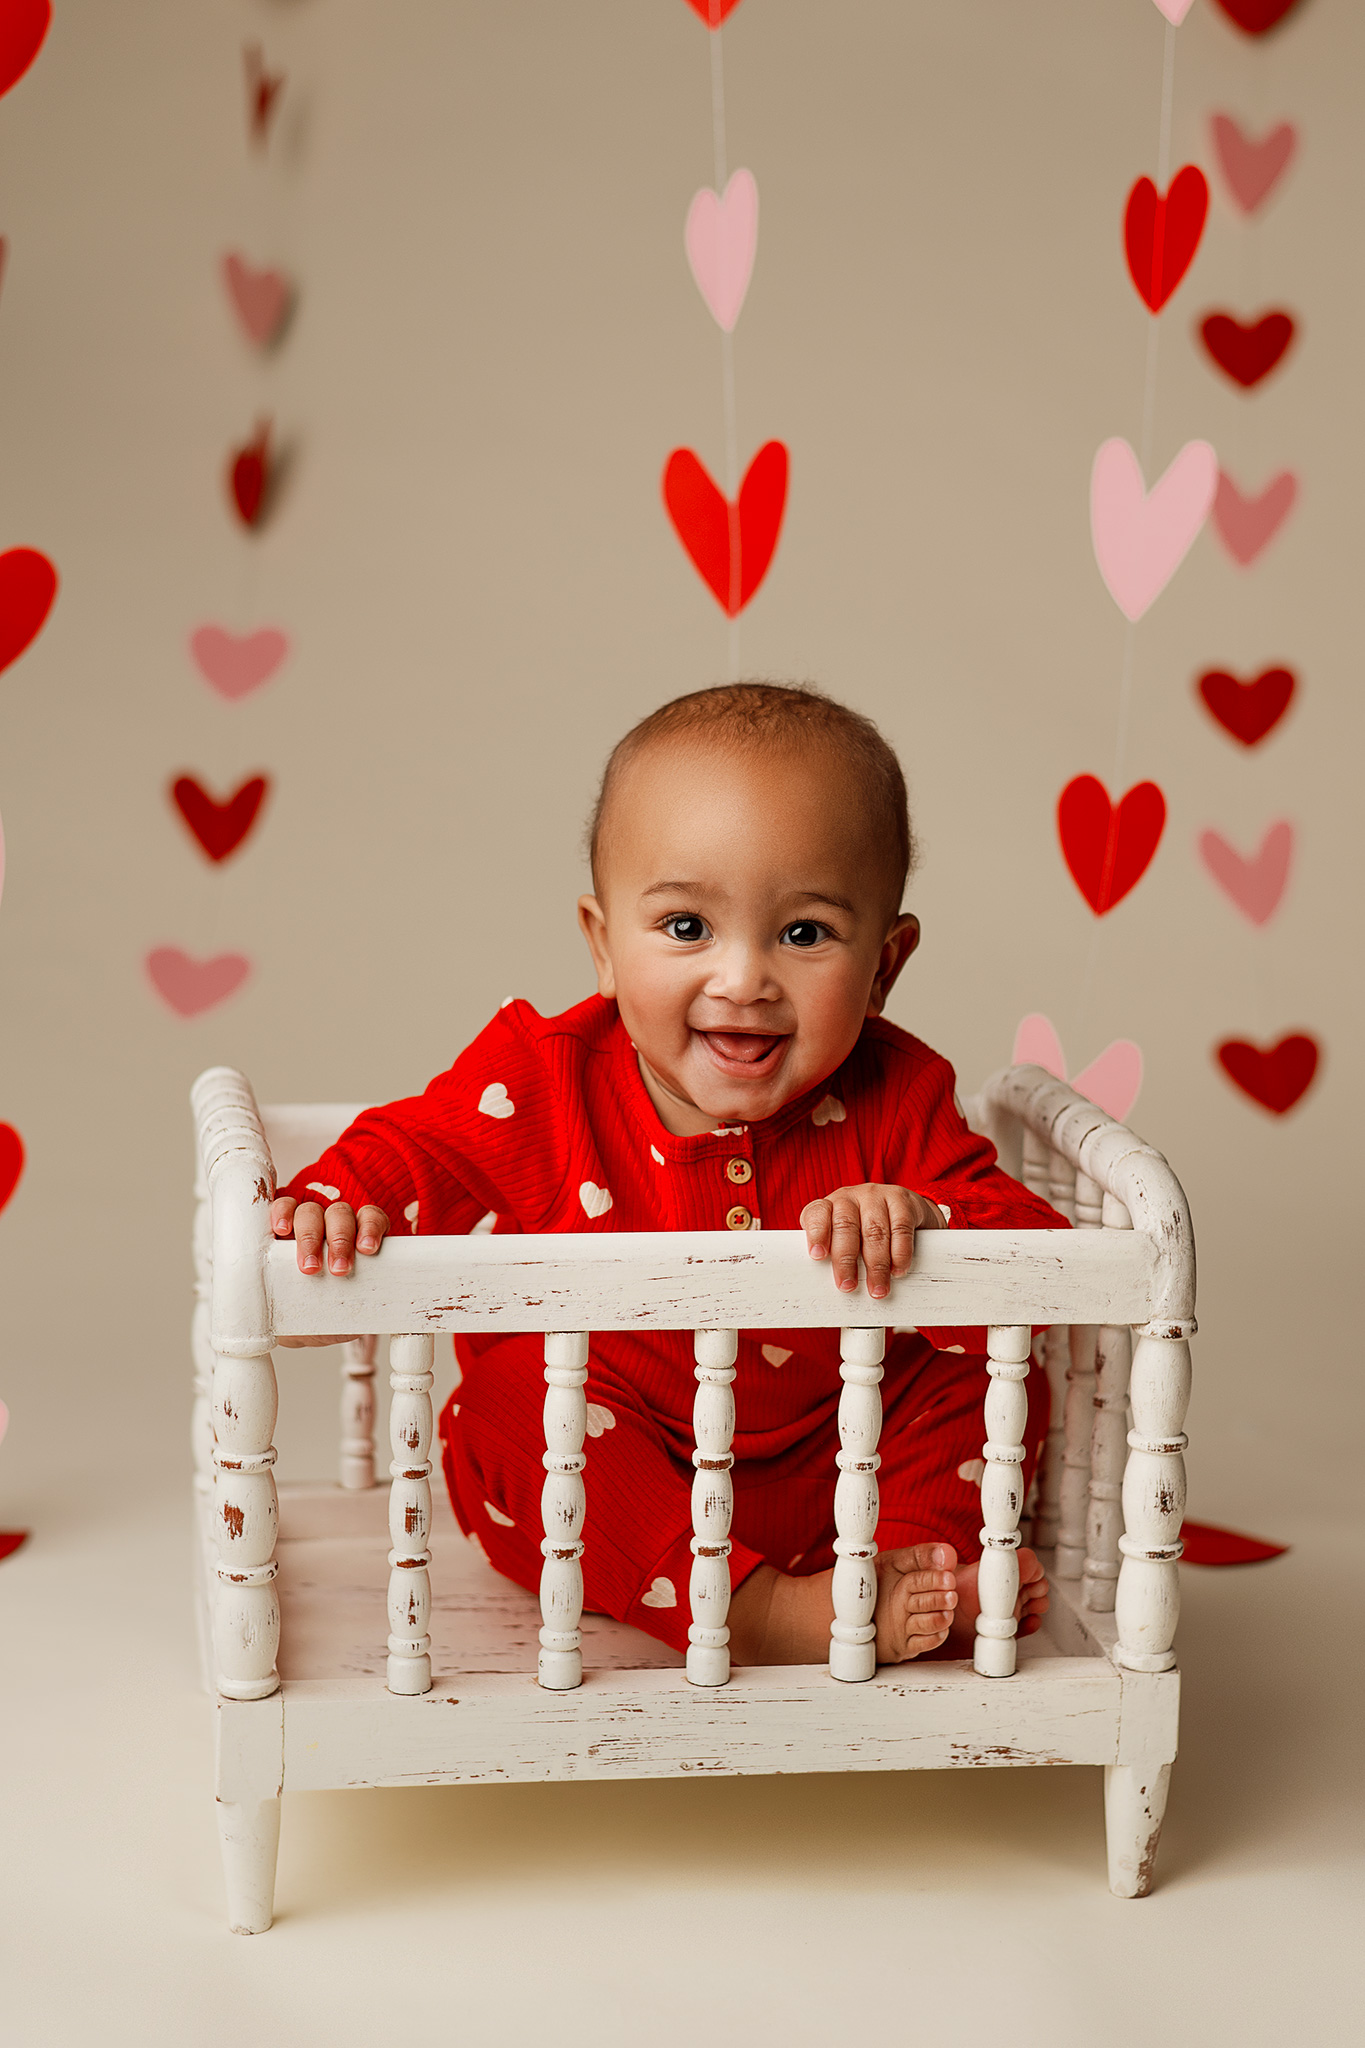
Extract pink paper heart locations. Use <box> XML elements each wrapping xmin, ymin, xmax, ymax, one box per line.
<box><xmin>1090</xmin><ymin>438</ymin><xmax>1218</xmax><ymax>621</ymax></box>
<box><xmin>1198</xmin><ymin>820</ymin><xmax>1293</xmax><ymax>925</ymax></box>
<box><xmin>1012</xmin><ymin>1014</ymin><xmax>1143</xmax><ymax>1123</ymax></box>
<box><xmin>685</xmin><ymin>168</ymin><xmax>758</xmax><ymax>332</ymax></box>
<box><xmin>146</xmin><ymin>947</ymin><xmax>251</xmax><ymax>1017</ymax></box>
<box><xmin>1210</xmin><ymin>114</ymin><xmax>1297</xmax><ymax>213</ymax></box>
<box><xmin>1212</xmin><ymin>469</ymin><xmax>1298</xmax><ymax>565</ymax></box>
<box><xmin>1071</xmin><ymin>1042</ymin><xmax>1144</xmax><ymax>1124</ymax></box>
<box><xmin>1151</xmin><ymin>0</ymin><xmax>1195</xmax><ymax>21</ymax></box>
<box><xmin>189</xmin><ymin>625</ymin><xmax>289</xmax><ymax>700</ymax></box>
<box><xmin>222</xmin><ymin>252</ymin><xmax>292</xmax><ymax>346</ymax></box>
<box><xmin>0</xmin><ymin>1397</ymin><xmax>7</xmax><ymax>1450</ymax></box>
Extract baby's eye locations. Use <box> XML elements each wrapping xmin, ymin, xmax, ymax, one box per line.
<box><xmin>662</xmin><ymin>915</ymin><xmax>710</xmax><ymax>944</ymax></box>
<box><xmin>781</xmin><ymin>921</ymin><xmax>829</xmax><ymax>948</ymax></box>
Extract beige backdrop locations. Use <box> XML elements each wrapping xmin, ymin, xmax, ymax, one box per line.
<box><xmin>0</xmin><ymin>0</ymin><xmax>1358</xmax><ymax>1521</ymax></box>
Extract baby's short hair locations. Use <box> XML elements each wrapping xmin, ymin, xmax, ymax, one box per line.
<box><xmin>589</xmin><ymin>681</ymin><xmax>915</xmax><ymax>915</ymax></box>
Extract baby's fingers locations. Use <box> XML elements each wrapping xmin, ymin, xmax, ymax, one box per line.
<box><xmin>270</xmin><ymin>1195</ymin><xmax>297</xmax><ymax>1238</ymax></box>
<box><xmin>827</xmin><ymin>1196</ymin><xmax>865</xmax><ymax>1294</ymax></box>
<box><xmin>290</xmin><ymin>1201</ymin><xmax>327</xmax><ymax>1274</ymax></box>
<box><xmin>324</xmin><ymin>1202</ymin><xmax>359</xmax><ymax>1276</ymax></box>
<box><xmin>355</xmin><ymin>1205</ymin><xmax>390</xmax><ymax>1256</ymax></box>
<box><xmin>802</xmin><ymin>1197</ymin><xmax>834</xmax><ymax>1263</ymax></box>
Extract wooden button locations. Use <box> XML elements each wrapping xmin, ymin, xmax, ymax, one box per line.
<box><xmin>725</xmin><ymin>1158</ymin><xmax>753</xmax><ymax>1185</ymax></box>
<box><xmin>725</xmin><ymin>1205</ymin><xmax>753</xmax><ymax>1231</ymax></box>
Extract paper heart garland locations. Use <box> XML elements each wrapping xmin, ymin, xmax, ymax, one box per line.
<box><xmin>1198</xmin><ymin>821</ymin><xmax>1293</xmax><ymax>925</ymax></box>
<box><xmin>1090</xmin><ymin>439</ymin><xmax>1218</xmax><ymax>621</ymax></box>
<box><xmin>0</xmin><ymin>806</ymin><xmax>5</xmax><ymax>910</ymax></box>
<box><xmin>1216</xmin><ymin>1032</ymin><xmax>1319</xmax><ymax>1114</ymax></box>
<box><xmin>228</xmin><ymin>422</ymin><xmax>271</xmax><ymax>528</ymax></box>
<box><xmin>244</xmin><ymin>43</ymin><xmax>285</xmax><ymax>143</ymax></box>
<box><xmin>1057</xmin><ymin>776</ymin><xmax>1167</xmax><ymax>916</ymax></box>
<box><xmin>685</xmin><ymin>169</ymin><xmax>758</xmax><ymax>332</ymax></box>
<box><xmin>1211</xmin><ymin>0</ymin><xmax>1304</xmax><ymax>33</ymax></box>
<box><xmin>0</xmin><ymin>1122</ymin><xmax>24</xmax><ymax>1213</ymax></box>
<box><xmin>1150</xmin><ymin>1</ymin><xmax>1195</xmax><ymax>20</ymax></box>
<box><xmin>146</xmin><ymin>947</ymin><xmax>251</xmax><ymax>1018</ymax></box>
<box><xmin>663</xmin><ymin>440</ymin><xmax>788</xmax><ymax>616</ymax></box>
<box><xmin>189</xmin><ymin>625</ymin><xmax>289</xmax><ymax>700</ymax></box>
<box><xmin>0</xmin><ymin>547</ymin><xmax>58</xmax><ymax>674</ymax></box>
<box><xmin>1196</xmin><ymin>666</ymin><xmax>1295</xmax><ymax>747</ymax></box>
<box><xmin>1199</xmin><ymin>310</ymin><xmax>1296</xmax><ymax>389</ymax></box>
<box><xmin>222</xmin><ymin>253</ymin><xmax>293</xmax><ymax>347</ymax></box>
<box><xmin>1210</xmin><ymin>115</ymin><xmax>1297</xmax><ymax>213</ymax></box>
<box><xmin>171</xmin><ymin>775</ymin><xmax>270</xmax><ymax>863</ymax></box>
<box><xmin>683</xmin><ymin>0</ymin><xmax>744</xmax><ymax>23</ymax></box>
<box><xmin>1212</xmin><ymin>469</ymin><xmax>1298</xmax><ymax>565</ymax></box>
<box><xmin>1013</xmin><ymin>1016</ymin><xmax>1143</xmax><ymax>1124</ymax></box>
<box><xmin>0</xmin><ymin>0</ymin><xmax>50</xmax><ymax>99</ymax></box>
<box><xmin>1124</xmin><ymin>166</ymin><xmax>1208</xmax><ymax>313</ymax></box>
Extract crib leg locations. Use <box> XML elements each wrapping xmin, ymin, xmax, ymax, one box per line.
<box><xmin>1103</xmin><ymin>1762</ymin><xmax>1171</xmax><ymax>1898</ymax></box>
<box><xmin>216</xmin><ymin>1795</ymin><xmax>281</xmax><ymax>1934</ymax></box>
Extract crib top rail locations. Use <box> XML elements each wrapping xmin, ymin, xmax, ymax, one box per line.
<box><xmin>192</xmin><ymin>1061</ymin><xmax>1194</xmax><ymax>1353</ymax></box>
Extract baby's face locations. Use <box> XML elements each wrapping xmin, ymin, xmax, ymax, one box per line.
<box><xmin>579</xmin><ymin>740</ymin><xmax>918</xmax><ymax>1135</ymax></box>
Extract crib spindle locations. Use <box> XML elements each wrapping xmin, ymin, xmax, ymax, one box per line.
<box><xmin>1054</xmin><ymin>1167</ymin><xmax>1101</xmax><ymax>1579</ymax></box>
<box><xmin>974</xmin><ymin>1323</ymin><xmax>1032</xmax><ymax>1678</ymax></box>
<box><xmin>539</xmin><ymin>1330</ymin><xmax>589</xmax><ymax>1691</ymax></box>
<box><xmin>688</xmin><ymin>1329</ymin><xmax>738</xmax><ymax>1687</ymax></box>
<box><xmin>1084</xmin><ymin>1191</ymin><xmax>1134</xmax><ymax>1610</ymax></box>
<box><xmin>1031</xmin><ymin>1147</ymin><xmax>1076</xmax><ymax>1555</ymax></box>
<box><xmin>191</xmin><ymin>1177</ymin><xmax>215</xmax><ymax>1495</ymax></box>
<box><xmin>1114</xmin><ymin>1319</ymin><xmax>1194</xmax><ymax>1672</ymax></box>
<box><xmin>386</xmin><ymin>1333</ymin><xmax>434</xmax><ymax>1695</ymax></box>
<box><xmin>340</xmin><ymin>1336</ymin><xmax>378</xmax><ymax>1490</ymax></box>
<box><xmin>212</xmin><ymin>1346</ymin><xmax>281</xmax><ymax>1699</ymax></box>
<box><xmin>829</xmin><ymin>1326</ymin><xmax>885</xmax><ymax>1682</ymax></box>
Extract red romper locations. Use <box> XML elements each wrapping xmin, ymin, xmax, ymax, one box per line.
<box><xmin>281</xmin><ymin>995</ymin><xmax>1064</xmax><ymax>1654</ymax></box>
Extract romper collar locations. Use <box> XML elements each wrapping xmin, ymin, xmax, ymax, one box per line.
<box><xmin>605</xmin><ymin>1004</ymin><xmax>851</xmax><ymax>1160</ymax></box>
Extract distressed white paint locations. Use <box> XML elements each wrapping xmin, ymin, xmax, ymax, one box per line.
<box><xmin>192</xmin><ymin>1061</ymin><xmax>1196</xmax><ymax>1926</ymax></box>
<box><xmin>829</xmin><ymin>1327</ymin><xmax>885</xmax><ymax>1682</ymax></box>
<box><xmin>538</xmin><ymin>1331</ymin><xmax>589</xmax><ymax>1690</ymax></box>
<box><xmin>688</xmin><ymin>1329</ymin><xmax>738</xmax><ymax>1687</ymax></box>
<box><xmin>973</xmin><ymin>1324</ymin><xmax>1032</xmax><ymax>1678</ymax></box>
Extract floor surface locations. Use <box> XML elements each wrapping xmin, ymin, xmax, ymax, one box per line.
<box><xmin>2</xmin><ymin>1458</ymin><xmax>1359</xmax><ymax>2048</ymax></box>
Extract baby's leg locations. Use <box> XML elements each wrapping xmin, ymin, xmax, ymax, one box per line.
<box><xmin>438</xmin><ymin>1338</ymin><xmax>769</xmax><ymax>1656</ymax></box>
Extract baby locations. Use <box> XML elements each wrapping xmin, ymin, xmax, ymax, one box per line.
<box><xmin>274</xmin><ymin>683</ymin><xmax>1060</xmax><ymax>1666</ymax></box>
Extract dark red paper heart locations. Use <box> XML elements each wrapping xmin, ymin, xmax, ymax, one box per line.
<box><xmin>0</xmin><ymin>0</ymin><xmax>50</xmax><ymax>98</ymax></box>
<box><xmin>1196</xmin><ymin>666</ymin><xmax>1295</xmax><ymax>746</ymax></box>
<box><xmin>1180</xmin><ymin>1519</ymin><xmax>1288</xmax><ymax>1566</ymax></box>
<box><xmin>663</xmin><ymin>441</ymin><xmax>788</xmax><ymax>617</ymax></box>
<box><xmin>1124</xmin><ymin>166</ymin><xmax>1208</xmax><ymax>314</ymax></box>
<box><xmin>171</xmin><ymin>775</ymin><xmax>270</xmax><ymax>862</ymax></box>
<box><xmin>1199</xmin><ymin>310</ymin><xmax>1295</xmax><ymax>388</ymax></box>
<box><xmin>683</xmin><ymin>0</ymin><xmax>745</xmax><ymax>23</ymax></box>
<box><xmin>1216</xmin><ymin>1032</ymin><xmax>1319</xmax><ymax>1114</ymax></box>
<box><xmin>1212</xmin><ymin>0</ymin><xmax>1304</xmax><ymax>34</ymax></box>
<box><xmin>1057</xmin><ymin>776</ymin><xmax>1166</xmax><ymax>916</ymax></box>
<box><xmin>229</xmin><ymin>424</ymin><xmax>271</xmax><ymax>527</ymax></box>
<box><xmin>0</xmin><ymin>1122</ymin><xmax>25</xmax><ymax>1212</ymax></box>
<box><xmin>0</xmin><ymin>546</ymin><xmax>57</xmax><ymax>673</ymax></box>
<box><xmin>0</xmin><ymin>1532</ymin><xmax>28</xmax><ymax>1563</ymax></box>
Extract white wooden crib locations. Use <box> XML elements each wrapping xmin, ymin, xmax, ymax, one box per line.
<box><xmin>190</xmin><ymin>1062</ymin><xmax>1195</xmax><ymax>1932</ymax></box>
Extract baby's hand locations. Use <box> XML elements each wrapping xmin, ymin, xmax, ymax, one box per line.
<box><xmin>800</xmin><ymin>1183</ymin><xmax>944</xmax><ymax>1300</ymax></box>
<box><xmin>268</xmin><ymin>1195</ymin><xmax>390</xmax><ymax>1349</ymax></box>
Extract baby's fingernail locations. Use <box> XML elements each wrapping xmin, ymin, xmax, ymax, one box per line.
<box><xmin>358</xmin><ymin>1236</ymin><xmax>376</xmax><ymax>1252</ymax></box>
<box><xmin>302</xmin><ymin>1255</ymin><xmax>319</xmax><ymax>1273</ymax></box>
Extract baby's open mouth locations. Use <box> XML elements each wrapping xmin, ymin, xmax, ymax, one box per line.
<box><xmin>697</xmin><ymin>1031</ymin><xmax>789</xmax><ymax>1074</ymax></box>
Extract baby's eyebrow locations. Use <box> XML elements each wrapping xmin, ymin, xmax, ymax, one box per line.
<box><xmin>639</xmin><ymin>881</ymin><xmax>856</xmax><ymax>915</ymax></box>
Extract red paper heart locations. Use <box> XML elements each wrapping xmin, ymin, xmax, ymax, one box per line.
<box><xmin>663</xmin><ymin>441</ymin><xmax>788</xmax><ymax>617</ymax></box>
<box><xmin>683</xmin><ymin>0</ymin><xmax>744</xmax><ymax>23</ymax></box>
<box><xmin>171</xmin><ymin>775</ymin><xmax>270</xmax><ymax>863</ymax></box>
<box><xmin>1196</xmin><ymin>666</ymin><xmax>1295</xmax><ymax>746</ymax></box>
<box><xmin>1124</xmin><ymin>166</ymin><xmax>1208</xmax><ymax>314</ymax></box>
<box><xmin>229</xmin><ymin>423</ymin><xmax>271</xmax><ymax>528</ymax></box>
<box><xmin>0</xmin><ymin>547</ymin><xmax>57</xmax><ymax>673</ymax></box>
<box><xmin>1057</xmin><ymin>776</ymin><xmax>1166</xmax><ymax>917</ymax></box>
<box><xmin>1216</xmin><ymin>1032</ymin><xmax>1319</xmax><ymax>1114</ymax></box>
<box><xmin>0</xmin><ymin>1532</ymin><xmax>28</xmax><ymax>1563</ymax></box>
<box><xmin>0</xmin><ymin>0</ymin><xmax>50</xmax><ymax>98</ymax></box>
<box><xmin>1211</xmin><ymin>0</ymin><xmax>1304</xmax><ymax>33</ymax></box>
<box><xmin>1199</xmin><ymin>310</ymin><xmax>1295</xmax><ymax>389</ymax></box>
<box><xmin>0</xmin><ymin>1122</ymin><xmax>24</xmax><ymax>1212</ymax></box>
<box><xmin>1180</xmin><ymin>1519</ymin><xmax>1288</xmax><ymax>1566</ymax></box>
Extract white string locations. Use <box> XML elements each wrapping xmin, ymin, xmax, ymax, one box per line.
<box><xmin>709</xmin><ymin>22</ymin><xmax>740</xmax><ymax>677</ymax></box>
<box><xmin>709</xmin><ymin>18</ymin><xmax>728</xmax><ymax>189</ymax></box>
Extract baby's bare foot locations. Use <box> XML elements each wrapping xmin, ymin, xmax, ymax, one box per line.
<box><xmin>872</xmin><ymin>1543</ymin><xmax>959</xmax><ymax>1663</ymax></box>
<box><xmin>946</xmin><ymin>1547</ymin><xmax>1049</xmax><ymax>1652</ymax></box>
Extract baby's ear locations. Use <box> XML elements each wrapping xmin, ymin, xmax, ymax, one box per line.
<box><xmin>577</xmin><ymin>894</ymin><xmax>616</xmax><ymax>998</ymax></box>
<box><xmin>868</xmin><ymin>913</ymin><xmax>920</xmax><ymax>1014</ymax></box>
